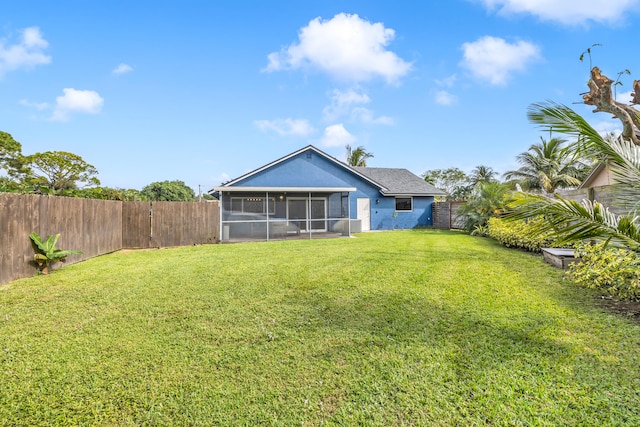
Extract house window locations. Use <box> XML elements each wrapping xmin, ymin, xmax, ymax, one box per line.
<box><xmin>395</xmin><ymin>197</ymin><xmax>412</xmax><ymax>211</ymax></box>
<box><xmin>231</xmin><ymin>197</ymin><xmax>276</xmax><ymax>215</ymax></box>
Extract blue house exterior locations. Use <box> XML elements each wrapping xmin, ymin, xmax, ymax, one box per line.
<box><xmin>213</xmin><ymin>145</ymin><xmax>444</xmax><ymax>242</ymax></box>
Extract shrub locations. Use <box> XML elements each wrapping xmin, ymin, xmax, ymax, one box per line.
<box><xmin>568</xmin><ymin>243</ymin><xmax>640</xmax><ymax>301</ymax></box>
<box><xmin>486</xmin><ymin>216</ymin><xmax>558</xmax><ymax>252</ymax></box>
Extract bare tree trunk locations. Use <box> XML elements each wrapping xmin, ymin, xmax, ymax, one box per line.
<box><xmin>582</xmin><ymin>67</ymin><xmax>640</xmax><ymax>145</ymax></box>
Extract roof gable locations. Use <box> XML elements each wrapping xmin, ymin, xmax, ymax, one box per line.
<box><xmin>215</xmin><ymin>145</ymin><xmax>444</xmax><ymax>197</ymax></box>
<box><xmin>219</xmin><ymin>145</ymin><xmax>385</xmax><ymax>190</ymax></box>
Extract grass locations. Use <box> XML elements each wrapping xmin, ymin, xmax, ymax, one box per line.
<box><xmin>1</xmin><ymin>229</ymin><xmax>640</xmax><ymax>426</ymax></box>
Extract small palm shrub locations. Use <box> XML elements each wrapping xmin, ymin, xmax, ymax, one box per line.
<box><xmin>568</xmin><ymin>243</ymin><xmax>640</xmax><ymax>301</ymax></box>
<box><xmin>486</xmin><ymin>217</ymin><xmax>558</xmax><ymax>252</ymax></box>
<box><xmin>458</xmin><ymin>182</ymin><xmax>511</xmax><ymax>232</ymax></box>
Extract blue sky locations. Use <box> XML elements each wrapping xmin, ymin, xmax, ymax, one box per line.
<box><xmin>2</xmin><ymin>1</ymin><xmax>639</xmax><ymax>194</ymax></box>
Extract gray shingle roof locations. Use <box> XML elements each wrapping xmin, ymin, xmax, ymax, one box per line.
<box><xmin>352</xmin><ymin>167</ymin><xmax>446</xmax><ymax>196</ymax></box>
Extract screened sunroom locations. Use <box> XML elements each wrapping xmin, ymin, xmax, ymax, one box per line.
<box><xmin>215</xmin><ymin>187</ymin><xmax>356</xmax><ymax>242</ymax></box>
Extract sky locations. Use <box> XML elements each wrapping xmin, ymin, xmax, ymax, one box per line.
<box><xmin>2</xmin><ymin>0</ymin><xmax>639</xmax><ymax>194</ymax></box>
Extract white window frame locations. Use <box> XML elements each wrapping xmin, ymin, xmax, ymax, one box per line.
<box><xmin>230</xmin><ymin>197</ymin><xmax>276</xmax><ymax>215</ymax></box>
<box><xmin>395</xmin><ymin>197</ymin><xmax>413</xmax><ymax>212</ymax></box>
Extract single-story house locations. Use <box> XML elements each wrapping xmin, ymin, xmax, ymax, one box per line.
<box><xmin>212</xmin><ymin>145</ymin><xmax>445</xmax><ymax>242</ymax></box>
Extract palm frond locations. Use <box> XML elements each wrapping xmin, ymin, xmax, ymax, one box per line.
<box><xmin>506</xmin><ymin>193</ymin><xmax>640</xmax><ymax>251</ymax></box>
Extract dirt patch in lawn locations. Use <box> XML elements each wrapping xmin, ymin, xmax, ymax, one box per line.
<box><xmin>595</xmin><ymin>295</ymin><xmax>640</xmax><ymax>324</ymax></box>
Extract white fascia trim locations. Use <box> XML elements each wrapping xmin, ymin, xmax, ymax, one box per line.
<box><xmin>214</xmin><ymin>186</ymin><xmax>357</xmax><ymax>192</ymax></box>
<box><xmin>381</xmin><ymin>193</ymin><xmax>442</xmax><ymax>197</ymax></box>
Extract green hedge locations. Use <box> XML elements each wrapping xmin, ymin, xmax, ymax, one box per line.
<box><xmin>568</xmin><ymin>243</ymin><xmax>640</xmax><ymax>301</ymax></box>
<box><xmin>486</xmin><ymin>217</ymin><xmax>558</xmax><ymax>253</ymax></box>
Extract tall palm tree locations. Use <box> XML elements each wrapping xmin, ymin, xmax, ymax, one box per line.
<box><xmin>507</xmin><ymin>101</ymin><xmax>640</xmax><ymax>251</ymax></box>
<box><xmin>469</xmin><ymin>165</ymin><xmax>497</xmax><ymax>186</ymax></box>
<box><xmin>503</xmin><ymin>137</ymin><xmax>589</xmax><ymax>194</ymax></box>
<box><xmin>345</xmin><ymin>145</ymin><xmax>374</xmax><ymax>167</ymax></box>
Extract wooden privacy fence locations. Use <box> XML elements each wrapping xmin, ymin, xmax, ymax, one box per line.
<box><xmin>432</xmin><ymin>201</ymin><xmax>466</xmax><ymax>230</ymax></box>
<box><xmin>1</xmin><ymin>193</ymin><xmax>219</xmax><ymax>285</ymax></box>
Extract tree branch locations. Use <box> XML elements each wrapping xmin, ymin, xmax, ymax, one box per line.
<box><xmin>582</xmin><ymin>67</ymin><xmax>640</xmax><ymax>145</ymax></box>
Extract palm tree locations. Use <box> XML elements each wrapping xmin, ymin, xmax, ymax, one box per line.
<box><xmin>506</xmin><ymin>101</ymin><xmax>640</xmax><ymax>252</ymax></box>
<box><xmin>469</xmin><ymin>165</ymin><xmax>497</xmax><ymax>186</ymax></box>
<box><xmin>503</xmin><ymin>137</ymin><xmax>589</xmax><ymax>194</ymax></box>
<box><xmin>345</xmin><ymin>145</ymin><xmax>374</xmax><ymax>167</ymax></box>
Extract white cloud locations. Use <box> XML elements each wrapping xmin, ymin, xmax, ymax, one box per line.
<box><xmin>435</xmin><ymin>90</ymin><xmax>458</xmax><ymax>106</ymax></box>
<box><xmin>0</xmin><ymin>26</ymin><xmax>51</xmax><ymax>77</ymax></box>
<box><xmin>350</xmin><ymin>107</ymin><xmax>395</xmax><ymax>125</ymax></box>
<box><xmin>593</xmin><ymin>119</ymin><xmax>622</xmax><ymax>137</ymax></box>
<box><xmin>322</xmin><ymin>88</ymin><xmax>393</xmax><ymax>125</ymax></box>
<box><xmin>213</xmin><ymin>172</ymin><xmax>231</xmax><ymax>185</ymax></box>
<box><xmin>112</xmin><ymin>63</ymin><xmax>133</xmax><ymax>74</ymax></box>
<box><xmin>476</xmin><ymin>0</ymin><xmax>640</xmax><ymax>25</ymax></box>
<box><xmin>254</xmin><ymin>118</ymin><xmax>316</xmax><ymax>136</ymax></box>
<box><xmin>323</xmin><ymin>88</ymin><xmax>370</xmax><ymax>121</ymax></box>
<box><xmin>320</xmin><ymin>124</ymin><xmax>356</xmax><ymax>147</ymax></box>
<box><xmin>19</xmin><ymin>99</ymin><xmax>49</xmax><ymax>110</ymax></box>
<box><xmin>435</xmin><ymin>74</ymin><xmax>457</xmax><ymax>88</ymax></box>
<box><xmin>264</xmin><ymin>13</ymin><xmax>412</xmax><ymax>84</ymax></box>
<box><xmin>460</xmin><ymin>36</ymin><xmax>541</xmax><ymax>85</ymax></box>
<box><xmin>615</xmin><ymin>90</ymin><xmax>634</xmax><ymax>103</ymax></box>
<box><xmin>51</xmin><ymin>88</ymin><xmax>104</xmax><ymax>122</ymax></box>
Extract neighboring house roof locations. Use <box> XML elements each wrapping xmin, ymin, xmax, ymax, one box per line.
<box><xmin>213</xmin><ymin>145</ymin><xmax>445</xmax><ymax>197</ymax></box>
<box><xmin>353</xmin><ymin>167</ymin><xmax>446</xmax><ymax>196</ymax></box>
<box><xmin>579</xmin><ymin>161</ymin><xmax>613</xmax><ymax>189</ymax></box>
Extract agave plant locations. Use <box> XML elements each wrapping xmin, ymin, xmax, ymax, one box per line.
<box><xmin>29</xmin><ymin>232</ymin><xmax>82</xmax><ymax>274</ymax></box>
<box><xmin>506</xmin><ymin>101</ymin><xmax>640</xmax><ymax>252</ymax></box>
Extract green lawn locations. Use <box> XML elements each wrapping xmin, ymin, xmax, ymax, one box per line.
<box><xmin>2</xmin><ymin>230</ymin><xmax>640</xmax><ymax>426</ymax></box>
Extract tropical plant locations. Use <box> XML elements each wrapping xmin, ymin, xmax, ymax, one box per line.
<box><xmin>506</xmin><ymin>101</ymin><xmax>640</xmax><ymax>252</ymax></box>
<box><xmin>503</xmin><ymin>137</ymin><xmax>589</xmax><ymax>194</ymax></box>
<box><xmin>29</xmin><ymin>232</ymin><xmax>82</xmax><ymax>275</ymax></box>
<box><xmin>457</xmin><ymin>181</ymin><xmax>512</xmax><ymax>231</ymax></box>
<box><xmin>345</xmin><ymin>144</ymin><xmax>374</xmax><ymax>167</ymax></box>
<box><xmin>469</xmin><ymin>165</ymin><xmax>498</xmax><ymax>186</ymax></box>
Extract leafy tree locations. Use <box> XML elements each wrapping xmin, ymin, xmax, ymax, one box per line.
<box><xmin>68</xmin><ymin>187</ymin><xmax>146</xmax><ymax>201</ymax></box>
<box><xmin>345</xmin><ymin>145</ymin><xmax>374</xmax><ymax>167</ymax></box>
<box><xmin>21</xmin><ymin>151</ymin><xmax>100</xmax><ymax>194</ymax></box>
<box><xmin>141</xmin><ymin>180</ymin><xmax>195</xmax><ymax>201</ymax></box>
<box><xmin>503</xmin><ymin>137</ymin><xmax>589</xmax><ymax>194</ymax></box>
<box><xmin>0</xmin><ymin>131</ymin><xmax>22</xmax><ymax>170</ymax></box>
<box><xmin>0</xmin><ymin>131</ymin><xmax>29</xmax><ymax>182</ymax></box>
<box><xmin>422</xmin><ymin>167</ymin><xmax>470</xmax><ymax>200</ymax></box>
